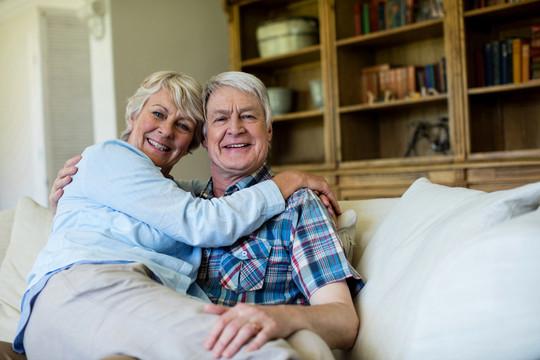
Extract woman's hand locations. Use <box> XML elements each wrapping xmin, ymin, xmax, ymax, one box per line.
<box><xmin>49</xmin><ymin>155</ymin><xmax>81</xmax><ymax>215</ymax></box>
<box><xmin>272</xmin><ymin>170</ymin><xmax>341</xmax><ymax>217</ymax></box>
<box><xmin>203</xmin><ymin>303</ymin><xmax>295</xmax><ymax>359</ymax></box>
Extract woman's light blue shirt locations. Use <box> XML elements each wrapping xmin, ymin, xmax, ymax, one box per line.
<box><xmin>13</xmin><ymin>139</ymin><xmax>284</xmax><ymax>352</ymax></box>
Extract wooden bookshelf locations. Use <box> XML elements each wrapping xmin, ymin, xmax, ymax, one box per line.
<box><xmin>223</xmin><ymin>0</ymin><xmax>540</xmax><ymax>200</ymax></box>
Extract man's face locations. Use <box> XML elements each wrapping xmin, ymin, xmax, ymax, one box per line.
<box><xmin>203</xmin><ymin>86</ymin><xmax>272</xmax><ymax>180</ymax></box>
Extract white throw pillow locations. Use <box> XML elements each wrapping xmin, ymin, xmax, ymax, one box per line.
<box><xmin>0</xmin><ymin>197</ymin><xmax>52</xmax><ymax>341</ymax></box>
<box><xmin>349</xmin><ymin>178</ymin><xmax>540</xmax><ymax>360</ymax></box>
<box><xmin>337</xmin><ymin>209</ymin><xmax>357</xmax><ymax>263</ymax></box>
<box><xmin>404</xmin><ymin>209</ymin><xmax>540</xmax><ymax>360</ymax></box>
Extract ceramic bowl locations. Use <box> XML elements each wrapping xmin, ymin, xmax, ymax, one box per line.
<box><xmin>256</xmin><ymin>17</ymin><xmax>319</xmax><ymax>58</ymax></box>
<box><xmin>267</xmin><ymin>87</ymin><xmax>293</xmax><ymax>115</ymax></box>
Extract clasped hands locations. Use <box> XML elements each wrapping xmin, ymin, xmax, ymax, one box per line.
<box><xmin>203</xmin><ymin>302</ymin><xmax>295</xmax><ymax>359</ymax></box>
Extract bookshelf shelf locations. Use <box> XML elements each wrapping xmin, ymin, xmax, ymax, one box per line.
<box><xmin>336</xmin><ymin>18</ymin><xmax>444</xmax><ymax>48</ymax></box>
<box><xmin>339</xmin><ymin>94</ymin><xmax>447</xmax><ymax>114</ymax></box>
<box><xmin>464</xmin><ymin>0</ymin><xmax>540</xmax><ymax>20</ymax></box>
<box><xmin>224</xmin><ymin>0</ymin><xmax>540</xmax><ymax>200</ymax></box>
<box><xmin>273</xmin><ymin>109</ymin><xmax>324</xmax><ymax>122</ymax></box>
<box><xmin>468</xmin><ymin>79</ymin><xmax>540</xmax><ymax>95</ymax></box>
<box><xmin>241</xmin><ymin>45</ymin><xmax>321</xmax><ymax>70</ymax></box>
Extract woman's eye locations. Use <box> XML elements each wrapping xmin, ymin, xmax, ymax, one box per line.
<box><xmin>176</xmin><ymin>122</ymin><xmax>189</xmax><ymax>131</ymax></box>
<box><xmin>153</xmin><ymin>111</ymin><xmax>164</xmax><ymax>119</ymax></box>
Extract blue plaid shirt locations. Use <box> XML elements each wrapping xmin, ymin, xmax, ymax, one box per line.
<box><xmin>196</xmin><ymin>162</ymin><xmax>364</xmax><ymax>306</ymax></box>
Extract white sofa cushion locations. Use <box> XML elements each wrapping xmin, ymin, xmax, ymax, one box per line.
<box><xmin>0</xmin><ymin>197</ymin><xmax>52</xmax><ymax>341</ymax></box>
<box><xmin>350</xmin><ymin>178</ymin><xmax>540</xmax><ymax>360</ymax></box>
<box><xmin>0</xmin><ymin>208</ymin><xmax>15</xmax><ymax>269</ymax></box>
<box><xmin>404</xmin><ymin>208</ymin><xmax>540</xmax><ymax>359</ymax></box>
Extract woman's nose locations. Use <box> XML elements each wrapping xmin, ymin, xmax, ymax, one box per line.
<box><xmin>158</xmin><ymin>121</ymin><xmax>174</xmax><ymax>137</ymax></box>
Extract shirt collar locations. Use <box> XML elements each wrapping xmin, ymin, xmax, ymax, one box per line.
<box><xmin>199</xmin><ymin>161</ymin><xmax>274</xmax><ymax>199</ymax></box>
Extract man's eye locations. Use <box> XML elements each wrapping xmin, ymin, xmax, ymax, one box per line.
<box><xmin>153</xmin><ymin>111</ymin><xmax>164</xmax><ymax>119</ymax></box>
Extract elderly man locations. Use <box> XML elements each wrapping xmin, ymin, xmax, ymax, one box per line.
<box><xmin>196</xmin><ymin>71</ymin><xmax>363</xmax><ymax>358</ymax></box>
<box><xmin>48</xmin><ymin>72</ymin><xmax>363</xmax><ymax>359</ymax></box>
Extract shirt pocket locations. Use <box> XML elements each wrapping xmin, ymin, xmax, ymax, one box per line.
<box><xmin>219</xmin><ymin>240</ymin><xmax>271</xmax><ymax>293</ymax></box>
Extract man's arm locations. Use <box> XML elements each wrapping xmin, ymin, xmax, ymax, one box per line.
<box><xmin>203</xmin><ymin>281</ymin><xmax>358</xmax><ymax>358</ymax></box>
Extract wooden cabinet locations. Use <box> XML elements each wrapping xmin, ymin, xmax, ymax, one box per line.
<box><xmin>223</xmin><ymin>0</ymin><xmax>335</xmax><ymax>171</ymax></box>
<box><xmin>223</xmin><ymin>0</ymin><xmax>540</xmax><ymax>199</ymax></box>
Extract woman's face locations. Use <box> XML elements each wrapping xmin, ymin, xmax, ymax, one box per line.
<box><xmin>127</xmin><ymin>89</ymin><xmax>194</xmax><ymax>177</ymax></box>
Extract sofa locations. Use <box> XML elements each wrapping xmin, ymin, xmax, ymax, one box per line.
<box><xmin>1</xmin><ymin>177</ymin><xmax>540</xmax><ymax>359</ymax></box>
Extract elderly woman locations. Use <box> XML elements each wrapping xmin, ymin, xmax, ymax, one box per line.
<box><xmin>13</xmin><ymin>71</ymin><xmax>337</xmax><ymax>360</ymax></box>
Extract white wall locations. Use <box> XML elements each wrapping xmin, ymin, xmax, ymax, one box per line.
<box><xmin>0</xmin><ymin>8</ymin><xmax>49</xmax><ymax>210</ymax></box>
<box><xmin>0</xmin><ymin>0</ymin><xmax>229</xmax><ymax>210</ymax></box>
<box><xmin>106</xmin><ymin>0</ymin><xmax>229</xmax><ymax>182</ymax></box>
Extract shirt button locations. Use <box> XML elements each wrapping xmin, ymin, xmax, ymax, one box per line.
<box><xmin>241</xmin><ymin>251</ymin><xmax>248</xmax><ymax>256</ymax></box>
<box><xmin>204</xmin><ymin>249</ymin><xmax>211</xmax><ymax>255</ymax></box>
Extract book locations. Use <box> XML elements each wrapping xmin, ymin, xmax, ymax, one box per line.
<box><xmin>491</xmin><ymin>40</ymin><xmax>500</xmax><ymax>85</ymax></box>
<box><xmin>522</xmin><ymin>41</ymin><xmax>531</xmax><ymax>81</ymax></box>
<box><xmin>484</xmin><ymin>42</ymin><xmax>493</xmax><ymax>86</ymax></box>
<box><xmin>370</xmin><ymin>1</ymin><xmax>379</xmax><ymax>32</ymax></box>
<box><xmin>439</xmin><ymin>57</ymin><xmax>447</xmax><ymax>92</ymax></box>
<box><xmin>512</xmin><ymin>38</ymin><xmax>523</xmax><ymax>83</ymax></box>
<box><xmin>361</xmin><ymin>63</ymin><xmax>391</xmax><ymax>103</ymax></box>
<box><xmin>354</xmin><ymin>2</ymin><xmax>362</xmax><ymax>36</ymax></box>
<box><xmin>377</xmin><ymin>0</ymin><xmax>388</xmax><ymax>31</ymax></box>
<box><xmin>387</xmin><ymin>0</ymin><xmax>404</xmax><ymax>29</ymax></box>
<box><xmin>500</xmin><ymin>41</ymin><xmax>508</xmax><ymax>84</ymax></box>
<box><xmin>475</xmin><ymin>50</ymin><xmax>485</xmax><ymax>87</ymax></box>
<box><xmin>506</xmin><ymin>37</ymin><xmax>514</xmax><ymax>84</ymax></box>
<box><xmin>362</xmin><ymin>2</ymin><xmax>371</xmax><ymax>34</ymax></box>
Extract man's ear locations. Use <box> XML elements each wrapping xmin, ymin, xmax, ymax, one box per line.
<box><xmin>267</xmin><ymin>123</ymin><xmax>273</xmax><ymax>142</ymax></box>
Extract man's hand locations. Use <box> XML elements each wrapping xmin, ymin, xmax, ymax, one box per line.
<box><xmin>272</xmin><ymin>170</ymin><xmax>341</xmax><ymax>217</ymax></box>
<box><xmin>203</xmin><ymin>303</ymin><xmax>295</xmax><ymax>359</ymax></box>
<box><xmin>49</xmin><ymin>155</ymin><xmax>81</xmax><ymax>215</ymax></box>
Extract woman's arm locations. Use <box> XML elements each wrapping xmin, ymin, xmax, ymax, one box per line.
<box><xmin>56</xmin><ymin>140</ymin><xmax>339</xmax><ymax>249</ymax></box>
<box><xmin>203</xmin><ymin>282</ymin><xmax>359</xmax><ymax>358</ymax></box>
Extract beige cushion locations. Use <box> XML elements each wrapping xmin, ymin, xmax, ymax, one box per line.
<box><xmin>0</xmin><ymin>208</ymin><xmax>15</xmax><ymax>269</ymax></box>
<box><xmin>349</xmin><ymin>178</ymin><xmax>540</xmax><ymax>360</ymax></box>
<box><xmin>339</xmin><ymin>198</ymin><xmax>398</xmax><ymax>268</ymax></box>
<box><xmin>0</xmin><ymin>197</ymin><xmax>52</xmax><ymax>341</ymax></box>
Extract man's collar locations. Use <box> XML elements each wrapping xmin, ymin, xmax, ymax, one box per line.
<box><xmin>199</xmin><ymin>162</ymin><xmax>274</xmax><ymax>199</ymax></box>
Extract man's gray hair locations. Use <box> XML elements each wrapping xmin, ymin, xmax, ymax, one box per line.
<box><xmin>202</xmin><ymin>71</ymin><xmax>273</xmax><ymax>134</ymax></box>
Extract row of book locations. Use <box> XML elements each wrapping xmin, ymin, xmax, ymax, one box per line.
<box><xmin>474</xmin><ymin>26</ymin><xmax>540</xmax><ymax>87</ymax></box>
<box><xmin>466</xmin><ymin>0</ymin><xmax>525</xmax><ymax>10</ymax></box>
<box><xmin>354</xmin><ymin>0</ymin><xmax>443</xmax><ymax>36</ymax></box>
<box><xmin>360</xmin><ymin>58</ymin><xmax>447</xmax><ymax>103</ymax></box>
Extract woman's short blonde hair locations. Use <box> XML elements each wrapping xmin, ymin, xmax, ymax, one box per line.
<box><xmin>121</xmin><ymin>71</ymin><xmax>204</xmax><ymax>153</ymax></box>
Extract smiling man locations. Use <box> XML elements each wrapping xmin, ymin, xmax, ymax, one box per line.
<box><xmin>197</xmin><ymin>71</ymin><xmax>364</xmax><ymax>359</ymax></box>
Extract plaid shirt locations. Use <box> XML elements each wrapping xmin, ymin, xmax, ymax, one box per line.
<box><xmin>196</xmin><ymin>162</ymin><xmax>364</xmax><ymax>306</ymax></box>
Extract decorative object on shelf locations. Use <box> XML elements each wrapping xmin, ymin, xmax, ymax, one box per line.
<box><xmin>267</xmin><ymin>87</ymin><xmax>293</xmax><ymax>115</ymax></box>
<box><xmin>405</xmin><ymin>117</ymin><xmax>449</xmax><ymax>157</ymax></box>
<box><xmin>309</xmin><ymin>79</ymin><xmax>324</xmax><ymax>109</ymax></box>
<box><xmin>256</xmin><ymin>17</ymin><xmax>319</xmax><ymax>58</ymax></box>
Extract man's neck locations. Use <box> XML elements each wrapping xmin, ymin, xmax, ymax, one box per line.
<box><xmin>209</xmin><ymin>166</ymin><xmax>245</xmax><ymax>198</ymax></box>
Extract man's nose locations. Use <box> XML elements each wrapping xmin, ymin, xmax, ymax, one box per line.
<box><xmin>228</xmin><ymin>116</ymin><xmax>245</xmax><ymax>135</ymax></box>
